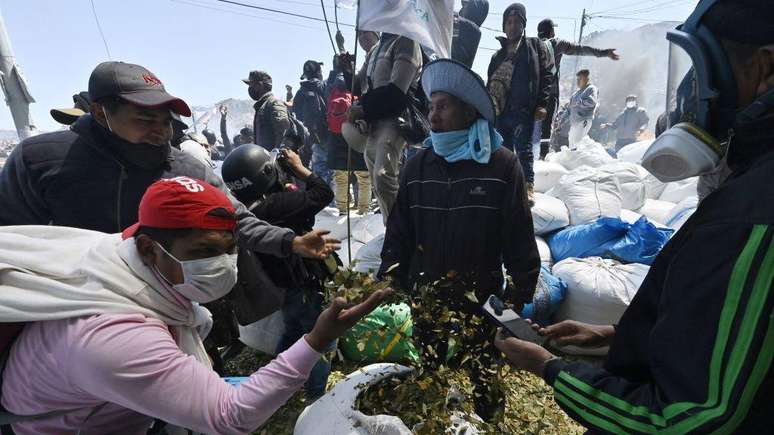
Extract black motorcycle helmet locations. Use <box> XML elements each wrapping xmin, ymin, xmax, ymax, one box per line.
<box><xmin>221</xmin><ymin>144</ymin><xmax>279</xmax><ymax>206</ymax></box>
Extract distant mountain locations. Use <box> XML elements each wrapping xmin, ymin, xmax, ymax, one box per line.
<box><xmin>558</xmin><ymin>21</ymin><xmax>680</xmax><ymax>131</ymax></box>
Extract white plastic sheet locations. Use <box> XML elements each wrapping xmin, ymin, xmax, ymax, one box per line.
<box><xmin>238</xmin><ymin>311</ymin><xmax>285</xmax><ymax>356</ymax></box>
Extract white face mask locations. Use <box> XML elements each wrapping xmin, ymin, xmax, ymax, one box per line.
<box><xmin>641</xmin><ymin>123</ymin><xmax>725</xmax><ymax>182</ymax></box>
<box><xmin>626</xmin><ymin>101</ymin><xmax>637</xmax><ymax>109</ymax></box>
<box><xmin>154</xmin><ymin>242</ymin><xmax>238</xmax><ymax>303</ymax></box>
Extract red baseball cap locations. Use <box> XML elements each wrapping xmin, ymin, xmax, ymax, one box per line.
<box><xmin>122</xmin><ymin>177</ymin><xmax>237</xmax><ymax>240</ymax></box>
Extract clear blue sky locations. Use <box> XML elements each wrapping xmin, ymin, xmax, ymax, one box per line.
<box><xmin>0</xmin><ymin>0</ymin><xmax>698</xmax><ymax>133</ymax></box>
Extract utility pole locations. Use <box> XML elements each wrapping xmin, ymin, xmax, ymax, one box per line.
<box><xmin>0</xmin><ymin>6</ymin><xmax>35</xmax><ymax>141</ymax></box>
<box><xmin>571</xmin><ymin>9</ymin><xmax>589</xmax><ymax>93</ymax></box>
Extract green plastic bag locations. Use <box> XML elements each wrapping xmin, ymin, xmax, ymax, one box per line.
<box><xmin>340</xmin><ymin>303</ymin><xmax>420</xmax><ymax>364</ymax></box>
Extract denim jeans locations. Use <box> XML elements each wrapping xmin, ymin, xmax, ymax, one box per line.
<box><xmin>275</xmin><ymin>287</ymin><xmax>330</xmax><ymax>400</ymax></box>
<box><xmin>311</xmin><ymin>143</ymin><xmax>333</xmax><ymax>187</ymax></box>
<box><xmin>497</xmin><ymin>114</ymin><xmax>536</xmax><ymax>184</ymax></box>
<box><xmin>531</xmin><ymin>120</ymin><xmax>543</xmax><ymax>166</ymax></box>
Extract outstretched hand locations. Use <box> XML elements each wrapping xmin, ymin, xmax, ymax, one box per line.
<box><xmin>531</xmin><ymin>319</ymin><xmax>615</xmax><ymax>348</ymax></box>
<box><xmin>292</xmin><ymin>229</ymin><xmax>341</xmax><ymax>259</ymax></box>
<box><xmin>606</xmin><ymin>49</ymin><xmax>621</xmax><ymax>61</ymax></box>
<box><xmin>306</xmin><ymin>288</ymin><xmax>394</xmax><ymax>352</ymax></box>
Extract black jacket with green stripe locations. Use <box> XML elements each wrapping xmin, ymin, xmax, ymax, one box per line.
<box><xmin>544</xmin><ymin>147</ymin><xmax>774</xmax><ymax>434</ymax></box>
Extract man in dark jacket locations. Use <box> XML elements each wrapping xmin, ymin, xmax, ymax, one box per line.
<box><xmin>604</xmin><ymin>95</ymin><xmax>650</xmax><ymax>152</ymax></box>
<box><xmin>244</xmin><ymin>70</ymin><xmax>291</xmax><ymax>150</ymax></box>
<box><xmin>537</xmin><ymin>18</ymin><xmax>619</xmax><ymax>140</ymax></box>
<box><xmin>381</xmin><ymin>59</ymin><xmax>540</xmax><ymax>424</ymax></box>
<box><xmin>487</xmin><ymin>3</ymin><xmax>553</xmax><ymax>204</ymax></box>
<box><xmin>222</xmin><ymin>145</ymin><xmax>335</xmax><ymax>400</ymax></box>
<box><xmin>218</xmin><ymin>105</ymin><xmax>253</xmax><ymax>156</ymax></box>
<box><xmin>294</xmin><ymin>60</ymin><xmax>333</xmax><ymax>192</ymax></box>
<box><xmin>0</xmin><ymin>62</ymin><xmax>339</xmax><ymax>350</ymax></box>
<box><xmin>495</xmin><ymin>1</ymin><xmax>774</xmax><ymax>432</ymax></box>
<box><xmin>451</xmin><ymin>0</ymin><xmax>489</xmax><ymax>68</ymax></box>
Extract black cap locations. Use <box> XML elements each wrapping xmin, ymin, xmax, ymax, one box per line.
<box><xmin>503</xmin><ymin>3</ymin><xmax>527</xmax><ymax>27</ymax></box>
<box><xmin>88</xmin><ymin>61</ymin><xmax>191</xmax><ymax>117</ymax></box>
<box><xmin>243</xmin><ymin>70</ymin><xmax>272</xmax><ymax>85</ymax></box>
<box><xmin>50</xmin><ymin>91</ymin><xmax>92</xmax><ymax>125</ymax></box>
<box><xmin>301</xmin><ymin>60</ymin><xmax>323</xmax><ymax>80</ymax></box>
<box><xmin>537</xmin><ymin>19</ymin><xmax>556</xmax><ymax>37</ymax></box>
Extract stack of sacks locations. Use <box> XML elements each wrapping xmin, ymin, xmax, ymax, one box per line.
<box><xmin>534</xmin><ymin>161</ymin><xmax>568</xmax><ymax>193</ymax></box>
<box><xmin>547</xmin><ymin>216</ymin><xmax>673</xmax><ymax>265</ymax></box>
<box><xmin>531</xmin><ymin>193</ymin><xmax>571</xmax><ymax>235</ymax></box>
<box><xmin>554</xmin><ymin>166</ymin><xmax>623</xmax><ymax>226</ymax></box>
<box><xmin>548</xmin><ymin>137</ymin><xmax>614</xmax><ymax>170</ymax></box>
<box><xmin>636</xmin><ymin>199</ymin><xmax>676</xmax><ymax>226</ymax></box>
<box><xmin>552</xmin><ymin>257</ymin><xmax>650</xmax><ymax>355</ymax></box>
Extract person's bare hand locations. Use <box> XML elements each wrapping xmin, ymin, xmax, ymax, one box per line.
<box><xmin>494</xmin><ymin>328</ymin><xmax>555</xmax><ymax>377</ymax></box>
<box><xmin>306</xmin><ymin>288</ymin><xmax>394</xmax><ymax>352</ymax></box>
<box><xmin>282</xmin><ymin>148</ymin><xmax>311</xmax><ymax>179</ymax></box>
<box><xmin>606</xmin><ymin>49</ymin><xmax>620</xmax><ymax>61</ymax></box>
<box><xmin>293</xmin><ymin>229</ymin><xmax>341</xmax><ymax>259</ymax></box>
<box><xmin>536</xmin><ymin>320</ymin><xmax>615</xmax><ymax>348</ymax></box>
<box><xmin>335</xmin><ymin>30</ymin><xmax>346</xmax><ymax>53</ymax></box>
<box><xmin>534</xmin><ymin>107</ymin><xmax>548</xmax><ymax>121</ymax></box>
<box><xmin>219</xmin><ymin>105</ymin><xmax>228</xmax><ymax>116</ymax></box>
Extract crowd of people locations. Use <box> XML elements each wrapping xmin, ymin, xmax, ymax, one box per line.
<box><xmin>0</xmin><ymin>0</ymin><xmax>771</xmax><ymax>433</ymax></box>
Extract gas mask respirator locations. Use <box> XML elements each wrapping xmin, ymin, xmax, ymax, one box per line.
<box><xmin>641</xmin><ymin>0</ymin><xmax>774</xmax><ymax>182</ymax></box>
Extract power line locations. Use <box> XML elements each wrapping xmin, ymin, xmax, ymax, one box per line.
<box><xmin>211</xmin><ymin>0</ymin><xmax>355</xmax><ymax>27</ymax></box>
<box><xmin>90</xmin><ymin>0</ymin><xmax>112</xmax><ymax>60</ymax></box>
<box><xmin>593</xmin><ymin>0</ymin><xmax>657</xmax><ymax>15</ymax></box>
<box><xmin>598</xmin><ymin>0</ymin><xmax>694</xmax><ymax>17</ymax></box>
<box><xmin>170</xmin><ymin>0</ymin><xmax>320</xmax><ymax>30</ymax></box>
<box><xmin>592</xmin><ymin>15</ymin><xmax>681</xmax><ymax>23</ymax></box>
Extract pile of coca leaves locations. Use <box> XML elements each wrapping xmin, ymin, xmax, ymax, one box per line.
<box><xmin>326</xmin><ymin>270</ymin><xmax>583</xmax><ymax>434</ymax></box>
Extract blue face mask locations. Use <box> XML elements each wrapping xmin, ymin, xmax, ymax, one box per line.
<box><xmin>425</xmin><ymin>119</ymin><xmax>503</xmax><ymax>164</ymax></box>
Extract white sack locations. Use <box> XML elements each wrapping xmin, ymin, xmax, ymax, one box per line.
<box><xmin>598</xmin><ymin>162</ymin><xmax>647</xmax><ymax>210</ymax></box>
<box><xmin>616</xmin><ymin>139</ymin><xmax>654</xmax><ymax>164</ymax></box>
<box><xmin>315</xmin><ymin>209</ymin><xmax>363</xmax><ymax>241</ymax></box>
<box><xmin>534</xmin><ymin>161</ymin><xmax>568</xmax><ymax>193</ymax></box>
<box><xmin>351</xmin><ymin>214</ymin><xmax>386</xmax><ymax>245</ymax></box>
<box><xmin>637</xmin><ymin>199</ymin><xmax>676</xmax><ymax>226</ymax></box>
<box><xmin>665</xmin><ymin>197</ymin><xmax>699</xmax><ymax>231</ymax></box>
<box><xmin>531</xmin><ymin>193</ymin><xmax>571</xmax><ymax>235</ymax></box>
<box><xmin>353</xmin><ymin>234</ymin><xmax>385</xmax><ymax>274</ymax></box>
<box><xmin>238</xmin><ymin>311</ymin><xmax>285</xmax><ymax>356</ymax></box>
<box><xmin>553</xmin><ymin>257</ymin><xmax>649</xmax><ymax>326</ymax></box>
<box><xmin>553</xmin><ymin>138</ymin><xmax>614</xmax><ymax>171</ymax></box>
<box><xmin>555</xmin><ymin>167</ymin><xmax>623</xmax><ymax>226</ymax></box>
<box><xmin>659</xmin><ymin>177</ymin><xmax>699</xmax><ymax>203</ymax></box>
<box><xmin>536</xmin><ymin>236</ymin><xmax>553</xmax><ymax>269</ymax></box>
<box><xmin>338</xmin><ymin>238</ymin><xmax>365</xmax><ymax>268</ymax></box>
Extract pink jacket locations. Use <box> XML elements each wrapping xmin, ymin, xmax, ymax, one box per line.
<box><xmin>1</xmin><ymin>313</ymin><xmax>320</xmax><ymax>434</ymax></box>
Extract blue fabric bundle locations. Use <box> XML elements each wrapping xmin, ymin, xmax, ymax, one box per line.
<box><xmin>520</xmin><ymin>266</ymin><xmax>568</xmax><ymax>325</ymax></box>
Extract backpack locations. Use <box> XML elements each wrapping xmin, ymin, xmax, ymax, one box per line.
<box><xmin>327</xmin><ymin>87</ymin><xmax>353</xmax><ymax>134</ymax></box>
<box><xmin>293</xmin><ymin>83</ymin><xmax>327</xmax><ymax>138</ymax></box>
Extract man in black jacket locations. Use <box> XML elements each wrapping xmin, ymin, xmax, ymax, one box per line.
<box><xmin>380</xmin><ymin>59</ymin><xmax>540</xmax><ymax>424</ymax></box>
<box><xmin>496</xmin><ymin>1</ymin><xmax>774</xmax><ymax>432</ymax></box>
<box><xmin>487</xmin><ymin>3</ymin><xmax>553</xmax><ymax>204</ymax></box>
<box><xmin>222</xmin><ymin>144</ymin><xmax>335</xmax><ymax>400</ymax></box>
<box><xmin>0</xmin><ymin>62</ymin><xmax>338</xmax><ymax>332</ymax></box>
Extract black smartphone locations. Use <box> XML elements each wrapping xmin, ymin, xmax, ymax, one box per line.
<box><xmin>481</xmin><ymin>295</ymin><xmax>545</xmax><ymax>345</ymax></box>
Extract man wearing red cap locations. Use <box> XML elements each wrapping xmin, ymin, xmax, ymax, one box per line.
<box><xmin>0</xmin><ymin>177</ymin><xmax>390</xmax><ymax>434</ymax></box>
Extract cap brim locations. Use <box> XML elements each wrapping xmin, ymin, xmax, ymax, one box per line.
<box><xmin>119</xmin><ymin>90</ymin><xmax>192</xmax><ymax>117</ymax></box>
<box><xmin>242</xmin><ymin>79</ymin><xmax>252</xmax><ymax>84</ymax></box>
<box><xmin>50</xmin><ymin>108</ymin><xmax>86</xmax><ymax>125</ymax></box>
<box><xmin>122</xmin><ymin>222</ymin><xmax>140</xmax><ymax>240</ymax></box>
<box><xmin>421</xmin><ymin>58</ymin><xmax>495</xmax><ymax>124</ymax></box>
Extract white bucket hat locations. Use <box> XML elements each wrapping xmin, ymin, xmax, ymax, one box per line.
<box><xmin>420</xmin><ymin>58</ymin><xmax>496</xmax><ymax>124</ymax></box>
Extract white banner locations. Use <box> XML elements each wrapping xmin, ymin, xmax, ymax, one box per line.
<box><xmin>358</xmin><ymin>0</ymin><xmax>455</xmax><ymax>58</ymax></box>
